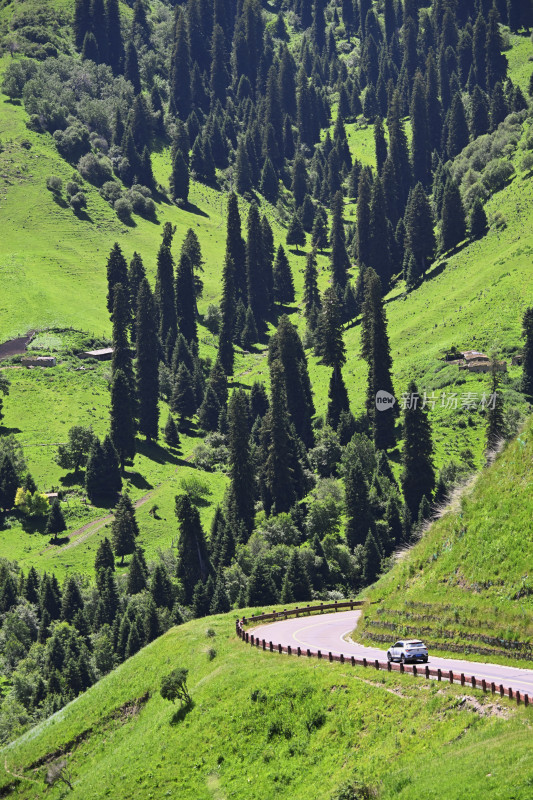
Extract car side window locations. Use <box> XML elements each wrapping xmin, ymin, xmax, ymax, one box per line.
<box><xmin>393</xmin><ymin>642</ymin><xmax>402</xmax><ymax>648</ymax></box>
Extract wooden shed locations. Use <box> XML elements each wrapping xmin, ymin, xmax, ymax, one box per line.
<box><xmin>78</xmin><ymin>348</ymin><xmax>114</xmax><ymax>361</ymax></box>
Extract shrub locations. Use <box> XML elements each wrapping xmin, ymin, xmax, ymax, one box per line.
<box><xmin>46</xmin><ymin>175</ymin><xmax>62</xmax><ymax>194</ymax></box>
<box><xmin>77</xmin><ymin>152</ymin><xmax>113</xmax><ymax>186</ymax></box>
<box><xmin>204</xmin><ymin>304</ymin><xmax>221</xmax><ymax>334</ymax></box>
<box><xmin>114</xmin><ymin>197</ymin><xmax>133</xmax><ymax>223</ymax></box>
<box><xmin>99</xmin><ymin>180</ymin><xmax>122</xmax><ymax>204</ymax></box>
<box><xmin>481</xmin><ymin>159</ymin><xmax>515</xmax><ymax>193</ymax></box>
<box><xmin>69</xmin><ymin>191</ymin><xmax>87</xmax><ymax>211</ymax></box>
<box><xmin>178</xmin><ymin>475</ymin><xmax>212</xmax><ymax>505</ymax></box>
<box><xmin>53</xmin><ymin>124</ymin><xmax>90</xmax><ymax>162</ymax></box>
<box><xmin>521</xmin><ymin>152</ymin><xmax>533</xmax><ymax>173</ymax></box>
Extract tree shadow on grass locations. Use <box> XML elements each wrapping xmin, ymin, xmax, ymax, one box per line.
<box><xmin>170</xmin><ymin>700</ymin><xmax>195</xmax><ymax>725</ymax></box>
<box><xmin>185</xmin><ymin>202</ymin><xmax>209</xmax><ymax>219</ymax></box>
<box><xmin>73</xmin><ymin>209</ymin><xmax>94</xmax><ymax>224</ymax></box>
<box><xmin>48</xmin><ymin>535</ymin><xmax>69</xmax><ymax>546</ymax></box>
<box><xmin>125</xmin><ymin>471</ymin><xmax>153</xmax><ymax>491</ymax></box>
<box><xmin>52</xmin><ymin>194</ymin><xmax>69</xmax><ymax>209</ymax></box>
<box><xmin>136</xmin><ymin>438</ymin><xmax>180</xmax><ymax>465</ymax></box>
<box><xmin>0</xmin><ymin>426</ymin><xmax>22</xmax><ymax>436</ymax></box>
<box><xmin>21</xmin><ymin>516</ymin><xmax>47</xmax><ymax>535</ymax></box>
<box><xmin>59</xmin><ymin>471</ymin><xmax>84</xmax><ymax>487</ymax></box>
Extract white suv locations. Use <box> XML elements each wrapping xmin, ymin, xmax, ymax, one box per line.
<box><xmin>387</xmin><ymin>639</ymin><xmax>428</xmax><ymax>664</ymax></box>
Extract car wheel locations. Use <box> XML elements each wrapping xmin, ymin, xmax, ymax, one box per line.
<box><xmin>400</xmin><ymin>654</ymin><xmax>405</xmax><ymax>664</ymax></box>
<box><xmin>423</xmin><ymin>657</ymin><xmax>428</xmax><ymax>663</ymax></box>
<box><xmin>387</xmin><ymin>652</ymin><xmax>392</xmax><ymax>662</ymax></box>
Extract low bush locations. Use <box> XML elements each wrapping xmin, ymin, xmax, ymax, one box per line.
<box><xmin>46</xmin><ymin>175</ymin><xmax>62</xmax><ymax>194</ymax></box>
<box><xmin>77</xmin><ymin>152</ymin><xmax>113</xmax><ymax>186</ymax></box>
<box><xmin>114</xmin><ymin>197</ymin><xmax>133</xmax><ymax>223</ymax></box>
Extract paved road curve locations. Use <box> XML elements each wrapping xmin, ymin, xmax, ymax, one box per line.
<box><xmin>251</xmin><ymin>610</ymin><xmax>533</xmax><ymax>696</ymax></box>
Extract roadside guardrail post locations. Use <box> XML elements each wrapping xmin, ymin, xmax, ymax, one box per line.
<box><xmin>491</xmin><ymin>682</ymin><xmax>495</xmax><ymax>694</ymax></box>
<box><xmin>412</xmin><ymin>665</ymin><xmax>417</xmax><ymax>677</ymax></box>
<box><xmin>307</xmin><ymin>649</ymin><xmax>311</xmax><ymax>658</ymax></box>
<box><xmin>425</xmin><ymin>665</ymin><xmax>430</xmax><ymax>679</ymax></box>
<box><xmin>287</xmin><ymin>645</ymin><xmax>291</xmax><ymax>656</ymax></box>
<box><xmin>525</xmin><ymin>694</ymin><xmax>529</xmax><ymax>707</ymax></box>
<box><xmin>482</xmin><ymin>679</ymin><xmax>487</xmax><ymax>693</ymax></box>
<box><xmin>449</xmin><ymin>670</ymin><xmax>454</xmax><ymax>684</ymax></box>
<box><xmin>375</xmin><ymin>659</ymin><xmax>380</xmax><ymax>671</ymax></box>
<box><xmin>499</xmin><ymin>684</ymin><xmax>504</xmax><ymax>697</ymax></box>
<box><xmin>461</xmin><ymin>673</ymin><xmax>465</xmax><ymax>686</ymax></box>
<box><xmin>437</xmin><ymin>669</ymin><xmax>442</xmax><ymax>682</ymax></box>
<box><xmin>352</xmin><ymin>656</ymin><xmax>356</xmax><ymax>667</ymax></box>
<box><xmin>297</xmin><ymin>647</ymin><xmax>301</xmax><ymax>657</ymax></box>
<box><xmin>388</xmin><ymin>660</ymin><xmax>392</xmax><ymax>672</ymax></box>
<box><xmin>516</xmin><ymin>691</ymin><xmax>521</xmax><ymax>705</ymax></box>
<box><xmin>269</xmin><ymin>641</ymin><xmax>273</xmax><ymax>652</ymax></box>
<box><xmin>471</xmin><ymin>676</ymin><xmax>476</xmax><ymax>689</ymax></box>
<box><xmin>318</xmin><ymin>650</ymin><xmax>322</xmax><ymax>659</ymax></box>
<box><xmin>329</xmin><ymin>651</ymin><xmax>333</xmax><ymax>662</ymax></box>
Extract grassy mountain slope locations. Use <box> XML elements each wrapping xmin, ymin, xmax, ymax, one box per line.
<box><xmin>1</xmin><ymin>609</ymin><xmax>532</xmax><ymax>800</ymax></box>
<box><xmin>356</xmin><ymin>416</ymin><xmax>533</xmax><ymax>666</ymax></box>
<box><xmin>0</xmin><ymin>10</ymin><xmax>532</xmax><ymax>583</ymax></box>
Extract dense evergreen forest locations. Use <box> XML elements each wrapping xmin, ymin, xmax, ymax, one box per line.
<box><xmin>0</xmin><ymin>0</ymin><xmax>532</xmax><ymax>744</ymax></box>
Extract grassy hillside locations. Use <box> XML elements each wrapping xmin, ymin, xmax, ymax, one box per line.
<box><xmin>356</xmin><ymin>416</ymin><xmax>533</xmax><ymax>667</ymax></box>
<box><xmin>1</xmin><ymin>609</ymin><xmax>532</xmax><ymax>800</ymax></box>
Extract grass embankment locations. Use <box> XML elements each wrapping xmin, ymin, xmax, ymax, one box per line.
<box><xmin>0</xmin><ymin>609</ymin><xmax>531</xmax><ymax>800</ymax></box>
<box><xmin>356</xmin><ymin>416</ymin><xmax>533</xmax><ymax>667</ymax></box>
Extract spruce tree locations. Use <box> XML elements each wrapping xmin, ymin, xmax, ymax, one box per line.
<box><xmin>362</xmin><ymin>531</ymin><xmax>382</xmax><ymax>585</ymax></box>
<box><xmin>486</xmin><ymin>6</ymin><xmax>507</xmax><ymax>90</ymax></box>
<box><xmin>171</xmin><ymin>363</ymin><xmax>197</xmax><ymax>422</ymax></box>
<box><xmin>235</xmin><ymin>137</ymin><xmax>253</xmax><ymax>195</ymax></box>
<box><xmin>225</xmin><ymin>193</ymin><xmax>247</xmax><ymax>303</ymax></box>
<box><xmin>154</xmin><ymin>242</ymin><xmax>176</xmax><ymax>349</ymax></box>
<box><xmin>124</xmin><ymin>41</ymin><xmax>141</xmax><ymax>94</ymax></box>
<box><xmin>374</xmin><ymin>117</ymin><xmax>388</xmax><ymax>175</ymax></box>
<box><xmin>60</xmin><ymin>576</ymin><xmax>84</xmax><ymax>623</ymax></box>
<box><xmin>345</xmin><ymin>458</ymin><xmax>373</xmax><ymax>549</ymax></box>
<box><xmin>269</xmin><ymin>315</ymin><xmax>315</xmax><ymax>447</ymax></box>
<box><xmin>111</xmin><ymin>283</ymin><xmax>134</xmax><ymax>394</ymax></box>
<box><xmin>361</xmin><ymin>269</ymin><xmax>396</xmax><ymax>450</ymax></box>
<box><xmin>106</xmin><ymin>243</ymin><xmax>129</xmax><ymax>316</ymax></box>
<box><xmin>447</xmin><ymin>92</ymin><xmax>470</xmax><ymax>159</ymax></box>
<box><xmin>401</xmin><ymin>379</ymin><xmax>435</xmax><ymax>520</ymax></box>
<box><xmin>85</xmin><ymin>436</ymin><xmax>121</xmax><ymax>506</ymax></box>
<box><xmin>110</xmin><ymin>369</ymin><xmax>136</xmax><ymax>473</ymax></box>
<box><xmin>273</xmin><ymin>245</ymin><xmax>295</xmax><ymax>305</ymax></box>
<box><xmin>170</xmin><ymin>149</ymin><xmax>189</xmax><ymax>203</ymax></box>
<box><xmin>330</xmin><ymin>191</ymin><xmax>350</xmax><ymax>289</ymax></box>
<box><xmin>226</xmin><ymin>389</ymin><xmax>255</xmax><ymax>537</ymax></box>
<box><xmin>404</xmin><ymin>183</ymin><xmax>436</xmax><ymax>278</ymax></box>
<box><xmin>303</xmin><ymin>249</ymin><xmax>321</xmax><ymax>327</ymax></box>
<box><xmin>218</xmin><ymin>254</ymin><xmax>235</xmax><ymax>375</ymax></box>
<box><xmin>410</xmin><ymin>72</ymin><xmax>430</xmax><ymax>187</ymax></box>
<box><xmin>241</xmin><ymin>306</ymin><xmax>258</xmax><ymax>349</ymax></box>
<box><xmin>490</xmin><ymin>82</ymin><xmax>508</xmax><ymax>129</ymax></box>
<box><xmin>470</xmin><ymin>86</ymin><xmax>490</xmax><ymax>139</ymax></box>
<box><xmin>94</xmin><ymin>537</ymin><xmax>115</xmax><ymax>575</ymax></box>
<box><xmin>285</xmin><ymin>185</ymin><xmax>307</xmax><ymax>236</ymax></box>
<box><xmin>136</xmin><ymin>279</ymin><xmax>159</xmax><ymax>441</ymax></box>
<box><xmin>292</xmin><ymin>153</ymin><xmax>309</xmax><ymax>208</ymax></box>
<box><xmin>356</xmin><ymin>167</ymin><xmax>372</xmax><ymax>268</ymax></box>
<box><xmin>440</xmin><ymin>179</ymin><xmax>466</xmax><ymax>253</ymax></box>
<box><xmin>111</xmin><ymin>494</ymin><xmax>138</xmax><ymax>565</ymax></box>
<box><xmin>175</xmin><ymin>494</ymin><xmax>211</xmax><ymax>603</ymax></box>
<box><xmin>368</xmin><ymin>176</ymin><xmax>391</xmax><ymax>290</ymax></box>
<box><xmin>246</xmin><ymin>202</ymin><xmax>269</xmax><ymax>329</ymax></box>
<box><xmin>0</xmin><ymin>454</ymin><xmax>17</xmax><ymax>511</ymax></box>
<box><xmin>260</xmin><ymin>360</ymin><xmax>306</xmax><ymax>515</ymax></box>
<box><xmin>74</xmin><ymin>0</ymin><xmax>91</xmax><ymax>51</ymax></box>
<box><xmin>106</xmin><ymin>0</ymin><xmax>124</xmax><ymax>75</ymax></box>
<box><xmin>197</xmin><ymin>386</ymin><xmax>221</xmax><ymax>432</ymax></box>
<box><xmin>210</xmin><ymin>570</ymin><xmax>231</xmax><ymax>614</ymax></box>
<box><xmin>318</xmin><ymin>286</ymin><xmax>346</xmax><ymax>371</ymax></box>
<box><xmin>469</xmin><ymin>198</ymin><xmax>488</xmax><ymax>239</ymax></box>
<box><xmin>90</xmin><ymin>0</ymin><xmax>108</xmax><ymax>62</ymax></box>
<box><xmin>246</xmin><ymin>560</ymin><xmax>278</xmax><ymax>605</ymax></box>
<box><xmin>175</xmin><ymin>250</ymin><xmax>198</xmax><ymax>344</ymax></box>
<box><xmin>128</xmin><ymin>252</ymin><xmax>145</xmax><ymax>339</ymax></box>
<box><xmin>311</xmin><ymin>212</ymin><xmax>328</xmax><ymax>252</ymax></box>
<box><xmin>45</xmin><ymin>499</ymin><xmax>67</xmax><ymax>544</ymax></box>
<box><xmin>164</xmin><ymin>414</ymin><xmax>180</xmax><ymax>448</ymax></box>
<box><xmin>326</xmin><ymin>367</ymin><xmax>350</xmax><ymax>430</ymax></box>
<box><xmin>260</xmin><ymin>158</ymin><xmax>278</xmax><ymax>202</ymax></box>
<box><xmin>169</xmin><ymin>11</ymin><xmax>191</xmax><ymax>118</ymax></box>
<box><xmin>126</xmin><ymin>550</ymin><xmax>147</xmax><ymax>595</ymax></box>
<box><xmin>280</xmin><ymin>549</ymin><xmax>312</xmax><ymax>603</ymax></box>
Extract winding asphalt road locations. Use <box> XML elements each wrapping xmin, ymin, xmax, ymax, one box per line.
<box><xmin>251</xmin><ymin>610</ymin><xmax>533</xmax><ymax>696</ymax></box>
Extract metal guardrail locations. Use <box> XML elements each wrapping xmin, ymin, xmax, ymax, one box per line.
<box><xmin>236</xmin><ymin>602</ymin><xmax>530</xmax><ymax>707</ymax></box>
